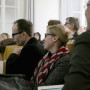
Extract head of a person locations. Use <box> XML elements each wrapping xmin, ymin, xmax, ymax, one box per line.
<box><xmin>42</xmin><ymin>19</ymin><xmax>61</xmax><ymax>44</ymax></box>
<box><xmin>48</xmin><ymin>19</ymin><xmax>61</xmax><ymax>26</ymax></box>
<box><xmin>34</xmin><ymin>32</ymin><xmax>41</xmax><ymax>40</ymax></box>
<box><xmin>85</xmin><ymin>0</ymin><xmax>90</xmax><ymax>29</ymax></box>
<box><xmin>12</xmin><ymin>19</ymin><xmax>33</xmax><ymax>46</ymax></box>
<box><xmin>0</xmin><ymin>33</ymin><xmax>9</xmax><ymax>42</ymax></box>
<box><xmin>65</xmin><ymin>17</ymin><xmax>79</xmax><ymax>33</ymax></box>
<box><xmin>44</xmin><ymin>24</ymin><xmax>72</xmax><ymax>53</ymax></box>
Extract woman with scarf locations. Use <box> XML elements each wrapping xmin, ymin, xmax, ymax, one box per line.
<box><xmin>30</xmin><ymin>24</ymin><xmax>72</xmax><ymax>86</ymax></box>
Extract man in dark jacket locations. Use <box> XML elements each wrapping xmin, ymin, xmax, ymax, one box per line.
<box><xmin>6</xmin><ymin>19</ymin><xmax>45</xmax><ymax>80</ymax></box>
<box><xmin>62</xmin><ymin>0</ymin><xmax>90</xmax><ymax>90</ymax></box>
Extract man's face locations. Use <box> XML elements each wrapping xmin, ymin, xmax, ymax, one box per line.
<box><xmin>85</xmin><ymin>0</ymin><xmax>90</xmax><ymax>23</ymax></box>
<box><xmin>65</xmin><ymin>19</ymin><xmax>72</xmax><ymax>30</ymax></box>
<box><xmin>12</xmin><ymin>23</ymin><xmax>25</xmax><ymax>46</ymax></box>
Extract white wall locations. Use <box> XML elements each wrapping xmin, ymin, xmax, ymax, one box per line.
<box><xmin>60</xmin><ymin>0</ymin><xmax>88</xmax><ymax>26</ymax></box>
<box><xmin>34</xmin><ymin>0</ymin><xmax>60</xmax><ymax>40</ymax></box>
<box><xmin>17</xmin><ymin>0</ymin><xmax>25</xmax><ymax>19</ymax></box>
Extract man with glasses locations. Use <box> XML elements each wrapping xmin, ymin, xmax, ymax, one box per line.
<box><xmin>62</xmin><ymin>0</ymin><xmax>90</xmax><ymax>90</ymax></box>
<box><xmin>6</xmin><ymin>19</ymin><xmax>45</xmax><ymax>81</ymax></box>
<box><xmin>65</xmin><ymin>17</ymin><xmax>80</xmax><ymax>40</ymax></box>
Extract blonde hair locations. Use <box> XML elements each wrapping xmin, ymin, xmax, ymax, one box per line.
<box><xmin>1</xmin><ymin>33</ymin><xmax>10</xmax><ymax>40</ymax></box>
<box><xmin>47</xmin><ymin>24</ymin><xmax>73</xmax><ymax>45</ymax></box>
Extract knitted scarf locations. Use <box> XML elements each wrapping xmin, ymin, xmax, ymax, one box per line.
<box><xmin>30</xmin><ymin>45</ymin><xmax>69</xmax><ymax>85</ymax></box>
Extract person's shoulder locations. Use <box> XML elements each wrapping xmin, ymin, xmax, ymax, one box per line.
<box><xmin>75</xmin><ymin>30</ymin><xmax>90</xmax><ymax>44</ymax></box>
<box><xmin>57</xmin><ymin>54</ymin><xmax>70</xmax><ymax>63</ymax></box>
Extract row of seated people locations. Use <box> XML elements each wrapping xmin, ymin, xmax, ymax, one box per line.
<box><xmin>0</xmin><ymin>0</ymin><xmax>89</xmax><ymax>89</ymax></box>
<box><xmin>0</xmin><ymin>40</ymin><xmax>75</xmax><ymax>74</ymax></box>
<box><xmin>0</xmin><ymin>19</ymin><xmax>76</xmax><ymax>90</ymax></box>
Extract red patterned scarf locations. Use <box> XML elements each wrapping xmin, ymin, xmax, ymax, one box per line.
<box><xmin>30</xmin><ymin>45</ymin><xmax>69</xmax><ymax>85</ymax></box>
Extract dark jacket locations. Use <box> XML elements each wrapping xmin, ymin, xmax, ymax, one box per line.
<box><xmin>32</xmin><ymin>53</ymin><xmax>70</xmax><ymax>86</ymax></box>
<box><xmin>72</xmin><ymin>32</ymin><xmax>79</xmax><ymax>40</ymax></box>
<box><xmin>62</xmin><ymin>30</ymin><xmax>90</xmax><ymax>90</ymax></box>
<box><xmin>6</xmin><ymin>37</ymin><xmax>45</xmax><ymax>80</ymax></box>
<box><xmin>40</xmin><ymin>54</ymin><xmax>70</xmax><ymax>86</ymax></box>
<box><xmin>0</xmin><ymin>38</ymin><xmax>16</xmax><ymax>53</ymax></box>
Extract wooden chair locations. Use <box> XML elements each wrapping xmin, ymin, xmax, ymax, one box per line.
<box><xmin>0</xmin><ymin>60</ymin><xmax>6</xmax><ymax>74</ymax></box>
<box><xmin>0</xmin><ymin>53</ymin><xmax>3</xmax><ymax>61</ymax></box>
<box><xmin>67</xmin><ymin>40</ymin><xmax>75</xmax><ymax>55</ymax></box>
<box><xmin>2</xmin><ymin>45</ymin><xmax>23</xmax><ymax>60</ymax></box>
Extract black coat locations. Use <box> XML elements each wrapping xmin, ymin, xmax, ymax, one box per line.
<box><xmin>62</xmin><ymin>30</ymin><xmax>90</xmax><ymax>90</ymax></box>
<box><xmin>72</xmin><ymin>32</ymin><xmax>79</xmax><ymax>40</ymax></box>
<box><xmin>6</xmin><ymin>37</ymin><xmax>45</xmax><ymax>80</ymax></box>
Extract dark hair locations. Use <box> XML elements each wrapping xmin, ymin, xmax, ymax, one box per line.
<box><xmin>14</xmin><ymin>19</ymin><xmax>33</xmax><ymax>37</ymax></box>
<box><xmin>48</xmin><ymin>20</ymin><xmax>61</xmax><ymax>26</ymax></box>
<box><xmin>34</xmin><ymin>32</ymin><xmax>41</xmax><ymax>40</ymax></box>
<box><xmin>66</xmin><ymin>17</ymin><xmax>79</xmax><ymax>31</ymax></box>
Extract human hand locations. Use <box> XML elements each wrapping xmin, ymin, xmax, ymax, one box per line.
<box><xmin>13</xmin><ymin>48</ymin><xmax>22</xmax><ymax>55</ymax></box>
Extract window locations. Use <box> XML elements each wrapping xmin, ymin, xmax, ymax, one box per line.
<box><xmin>0</xmin><ymin>0</ymin><xmax>25</xmax><ymax>37</ymax></box>
<box><xmin>60</xmin><ymin>0</ymin><xmax>88</xmax><ymax>27</ymax></box>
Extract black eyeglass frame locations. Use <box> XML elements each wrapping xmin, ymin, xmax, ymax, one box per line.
<box><xmin>12</xmin><ymin>31</ymin><xmax>23</xmax><ymax>38</ymax></box>
<box><xmin>65</xmin><ymin>22</ymin><xmax>71</xmax><ymax>25</ymax></box>
<box><xmin>45</xmin><ymin>33</ymin><xmax>56</xmax><ymax>38</ymax></box>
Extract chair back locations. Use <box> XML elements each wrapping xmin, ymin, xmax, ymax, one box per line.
<box><xmin>0</xmin><ymin>60</ymin><xmax>6</xmax><ymax>74</ymax></box>
<box><xmin>0</xmin><ymin>53</ymin><xmax>3</xmax><ymax>61</ymax></box>
<box><xmin>3</xmin><ymin>45</ymin><xmax>23</xmax><ymax>60</ymax></box>
<box><xmin>67</xmin><ymin>40</ymin><xmax>75</xmax><ymax>55</ymax></box>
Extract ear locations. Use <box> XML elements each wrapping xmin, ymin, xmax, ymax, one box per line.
<box><xmin>71</xmin><ymin>24</ymin><xmax>74</xmax><ymax>29</ymax></box>
<box><xmin>53</xmin><ymin>36</ymin><xmax>59</xmax><ymax>42</ymax></box>
<box><xmin>22</xmin><ymin>32</ymin><xmax>28</xmax><ymax>38</ymax></box>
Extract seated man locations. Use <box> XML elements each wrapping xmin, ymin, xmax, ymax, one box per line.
<box><xmin>6</xmin><ymin>19</ymin><xmax>45</xmax><ymax>80</ymax></box>
<box><xmin>62</xmin><ymin>0</ymin><xmax>90</xmax><ymax>90</ymax></box>
<box><xmin>65</xmin><ymin>17</ymin><xmax>80</xmax><ymax>40</ymax></box>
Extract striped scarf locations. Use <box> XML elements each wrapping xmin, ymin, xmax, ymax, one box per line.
<box><xmin>30</xmin><ymin>45</ymin><xmax>69</xmax><ymax>85</ymax></box>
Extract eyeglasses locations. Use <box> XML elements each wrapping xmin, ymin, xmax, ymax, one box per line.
<box><xmin>65</xmin><ymin>22</ymin><xmax>70</xmax><ymax>25</ymax></box>
<box><xmin>45</xmin><ymin>33</ymin><xmax>56</xmax><ymax>38</ymax></box>
<box><xmin>12</xmin><ymin>31</ymin><xmax>23</xmax><ymax>38</ymax></box>
<box><xmin>84</xmin><ymin>4</ymin><xmax>90</xmax><ymax>10</ymax></box>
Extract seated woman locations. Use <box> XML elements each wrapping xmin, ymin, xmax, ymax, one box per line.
<box><xmin>30</xmin><ymin>24</ymin><xmax>73</xmax><ymax>86</ymax></box>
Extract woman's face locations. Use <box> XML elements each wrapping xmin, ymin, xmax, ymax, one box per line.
<box><xmin>44</xmin><ymin>29</ymin><xmax>55</xmax><ymax>51</ymax></box>
<box><xmin>34</xmin><ymin>34</ymin><xmax>39</xmax><ymax>40</ymax></box>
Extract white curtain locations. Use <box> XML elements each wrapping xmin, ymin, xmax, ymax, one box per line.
<box><xmin>60</xmin><ymin>0</ymin><xmax>72</xmax><ymax>24</ymax></box>
<box><xmin>25</xmin><ymin>0</ymin><xmax>34</xmax><ymax>24</ymax></box>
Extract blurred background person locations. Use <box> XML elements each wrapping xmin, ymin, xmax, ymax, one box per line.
<box><xmin>48</xmin><ymin>19</ymin><xmax>61</xmax><ymax>26</ymax></box>
<box><xmin>0</xmin><ymin>33</ymin><xmax>9</xmax><ymax>42</ymax></box>
<box><xmin>65</xmin><ymin>17</ymin><xmax>80</xmax><ymax>40</ymax></box>
<box><xmin>78</xmin><ymin>26</ymin><xmax>86</xmax><ymax>35</ymax></box>
<box><xmin>33</xmin><ymin>32</ymin><xmax>42</xmax><ymax>44</ymax></box>
<box><xmin>0</xmin><ymin>33</ymin><xmax>16</xmax><ymax>53</ymax></box>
